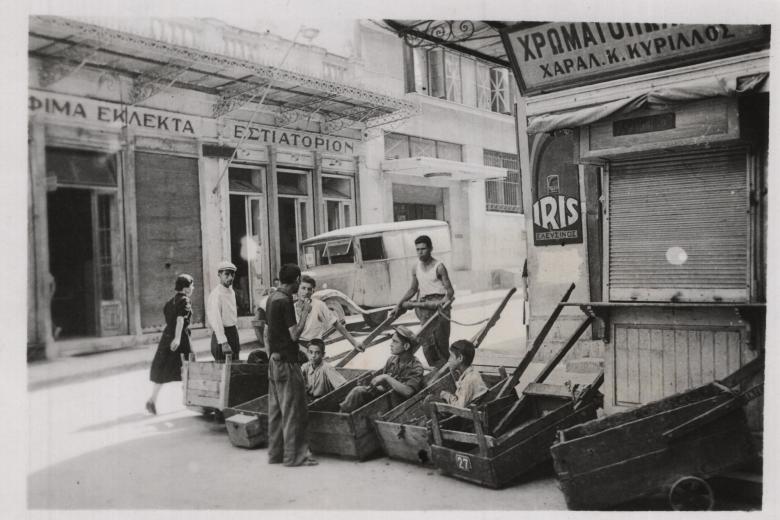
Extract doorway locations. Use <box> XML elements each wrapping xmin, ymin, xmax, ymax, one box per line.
<box><xmin>278</xmin><ymin>197</ymin><xmax>309</xmax><ymax>265</ymax></box>
<box><xmin>47</xmin><ymin>188</ymin><xmax>97</xmax><ymax>338</ymax></box>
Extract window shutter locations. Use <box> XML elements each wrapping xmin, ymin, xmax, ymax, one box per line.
<box><xmin>607</xmin><ymin>147</ymin><xmax>749</xmax><ymax>302</ymax></box>
<box><xmin>427</xmin><ymin>48</ymin><xmax>445</xmax><ymax>99</ymax></box>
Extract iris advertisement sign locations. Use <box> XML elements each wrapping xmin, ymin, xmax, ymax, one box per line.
<box><xmin>533</xmin><ymin>163</ymin><xmax>583</xmax><ymax>246</ymax></box>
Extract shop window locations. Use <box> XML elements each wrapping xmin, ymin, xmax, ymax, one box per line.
<box><xmin>47</xmin><ymin>147</ymin><xmax>117</xmax><ymax>187</ymax></box>
<box><xmin>360</xmin><ymin>236</ymin><xmax>385</xmax><ymax>262</ymax></box>
<box><xmin>228</xmin><ymin>167</ymin><xmax>263</xmax><ymax>193</ymax></box>
<box><xmin>405</xmin><ymin>44</ymin><xmax>513</xmax><ymax>114</ymax></box>
<box><xmin>484</xmin><ymin>149</ymin><xmax>522</xmax><ymax>213</ymax></box>
<box><xmin>277</xmin><ymin>170</ymin><xmax>309</xmax><ymax>195</ymax></box>
<box><xmin>384</xmin><ymin>132</ymin><xmax>463</xmax><ymax>162</ymax></box>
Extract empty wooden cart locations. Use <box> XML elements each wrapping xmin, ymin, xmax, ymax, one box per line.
<box><xmin>182</xmin><ymin>354</ymin><xmax>268</xmax><ymax>414</ymax></box>
<box><xmin>550</xmin><ymin>357</ymin><xmax>763</xmax><ymax>510</ymax></box>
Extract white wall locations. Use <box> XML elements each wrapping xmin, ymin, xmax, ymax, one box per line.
<box><xmin>356</xmin><ymin>22</ymin><xmax>526</xmax><ymax>290</ymax></box>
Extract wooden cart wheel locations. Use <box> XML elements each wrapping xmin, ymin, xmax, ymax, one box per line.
<box><xmin>325</xmin><ymin>300</ymin><xmax>346</xmax><ymax>322</ymax></box>
<box><xmin>668</xmin><ymin>476</ymin><xmax>715</xmax><ymax>511</ymax></box>
<box><xmin>364</xmin><ymin>309</ymin><xmax>389</xmax><ymax>328</ymax></box>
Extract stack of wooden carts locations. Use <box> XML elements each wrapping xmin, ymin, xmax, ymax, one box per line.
<box><xmin>183</xmin><ymin>283</ymin><xmax>762</xmax><ymax>510</ymax></box>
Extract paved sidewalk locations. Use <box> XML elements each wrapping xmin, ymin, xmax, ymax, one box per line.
<box><xmin>27</xmin><ymin>289</ymin><xmax>518</xmax><ymax>391</ymax></box>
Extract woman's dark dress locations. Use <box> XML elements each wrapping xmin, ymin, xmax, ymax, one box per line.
<box><xmin>149</xmin><ymin>293</ymin><xmax>192</xmax><ymax>384</ymax></box>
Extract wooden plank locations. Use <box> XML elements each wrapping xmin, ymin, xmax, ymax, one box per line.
<box><xmin>674</xmin><ymin>329</ymin><xmax>689</xmax><ymax>393</ymax></box>
<box><xmin>308</xmin><ymin>411</ymin><xmax>355</xmax><ymax>437</ymax></box>
<box><xmin>649</xmin><ymin>329</ymin><xmax>664</xmax><ymax>402</ymax></box>
<box><xmin>562</xmin><ymin>383</ymin><xmax>725</xmax><ymax>439</ymax></box>
<box><xmin>727</xmin><ymin>331</ymin><xmax>741</xmax><ymax>374</ymax></box>
<box><xmin>375</xmin><ymin>421</ymin><xmax>432</xmax><ymax>463</ymax></box>
<box><xmin>614</xmin><ymin>326</ymin><xmax>628</xmax><ymax>404</ymax></box>
<box><xmin>714</xmin><ymin>331</ymin><xmax>731</xmax><ymax>379</ymax></box>
<box><xmin>688</xmin><ymin>330</ymin><xmax>703</xmax><ymax>388</ymax></box>
<box><xmin>499</xmin><ymin>283</ymin><xmax>576</xmax><ymax>398</ymax></box>
<box><xmin>701</xmin><ymin>330</ymin><xmax>716</xmax><ymax>384</ymax></box>
<box><xmin>637</xmin><ymin>329</ymin><xmax>652</xmax><ymax>403</ymax></box>
<box><xmin>551</xmin><ymin>395</ymin><xmax>734</xmax><ymax>475</ymax></box>
<box><xmin>187</xmin><ymin>379</ymin><xmax>220</xmax><ymax>393</ymax></box>
<box><xmin>382</xmin><ymin>372</ymin><xmax>455</xmax><ymax>424</ymax></box>
<box><xmin>469</xmin><ymin>287</ymin><xmax>517</xmax><ymax>347</ymax></box>
<box><xmin>626</xmin><ymin>327</ymin><xmax>640</xmax><ymax>404</ymax></box>
<box><xmin>661</xmin><ymin>329</ymin><xmax>676</xmax><ymax>398</ymax></box>
<box><xmin>352</xmin><ymin>391</ymin><xmax>395</xmax><ymax>437</ymax></box>
<box><xmin>522</xmin><ymin>383</ymin><xmax>572</xmax><ymax>399</ymax></box>
<box><xmin>336</xmin><ymin>313</ymin><xmax>397</xmax><ymax>368</ymax></box>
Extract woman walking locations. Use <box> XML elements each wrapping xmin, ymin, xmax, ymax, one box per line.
<box><xmin>146</xmin><ymin>274</ymin><xmax>195</xmax><ymax>415</ymax></box>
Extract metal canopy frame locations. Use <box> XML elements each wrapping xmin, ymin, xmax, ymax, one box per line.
<box><xmin>30</xmin><ymin>16</ymin><xmax>418</xmax><ymax>128</ymax></box>
<box><xmin>379</xmin><ymin>19</ymin><xmax>546</xmax><ymax>68</ymax></box>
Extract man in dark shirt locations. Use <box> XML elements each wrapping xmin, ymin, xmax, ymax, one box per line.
<box><xmin>339</xmin><ymin>325</ymin><xmax>425</xmax><ymax>413</ymax></box>
<box><xmin>266</xmin><ymin>264</ymin><xmax>317</xmax><ymax>467</ymax></box>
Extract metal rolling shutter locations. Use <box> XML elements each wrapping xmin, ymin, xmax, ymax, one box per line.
<box><xmin>135</xmin><ymin>152</ymin><xmax>205</xmax><ymax>330</ymax></box>
<box><xmin>608</xmin><ymin>147</ymin><xmax>749</xmax><ymax>302</ymax></box>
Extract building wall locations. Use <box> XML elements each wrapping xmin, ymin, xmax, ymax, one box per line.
<box><xmin>357</xmin><ymin>22</ymin><xmax>527</xmax><ymax>292</ymax></box>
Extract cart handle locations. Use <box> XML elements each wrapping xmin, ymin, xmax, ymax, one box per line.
<box><xmin>427</xmin><ymin>401</ymin><xmax>490</xmax><ymax>457</ymax></box>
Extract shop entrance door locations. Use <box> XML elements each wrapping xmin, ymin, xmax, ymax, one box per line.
<box><xmin>278</xmin><ymin>197</ymin><xmax>310</xmax><ymax>265</ymax></box>
<box><xmin>47</xmin><ymin>187</ymin><xmax>126</xmax><ymax>338</ymax></box>
<box><xmin>229</xmin><ymin>195</ymin><xmax>265</xmax><ymax>316</ymax></box>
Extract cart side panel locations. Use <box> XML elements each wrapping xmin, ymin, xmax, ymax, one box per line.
<box><xmin>553</xmin><ymin>394</ymin><xmax>730</xmax><ymax>474</ymax></box>
<box><xmin>183</xmin><ymin>361</ymin><xmax>224</xmax><ymax>409</ymax></box>
<box><xmin>563</xmin><ymin>383</ymin><xmax>723</xmax><ymax>439</ymax></box>
<box><xmin>226</xmin><ymin>362</ymin><xmax>269</xmax><ymax>407</ymax></box>
<box><xmin>553</xmin><ymin>410</ymin><xmax>755</xmax><ymax>509</ymax></box>
<box><xmin>309</xmin><ymin>370</ymin><xmax>377</xmax><ymax>411</ymax></box>
<box><xmin>375</xmin><ymin>420</ymin><xmax>431</xmax><ymax>464</ymax></box>
<box><xmin>489</xmin><ymin>401</ymin><xmax>600</xmax><ymax>486</ymax></box>
<box><xmin>353</xmin><ymin>391</ymin><xmax>396</xmax><ymax>438</ymax></box>
<box><xmin>430</xmin><ymin>445</ymin><xmax>501</xmax><ymax>488</ymax></box>
<box><xmin>223</xmin><ymin>394</ymin><xmax>269</xmax><ymax>421</ymax></box>
<box><xmin>382</xmin><ymin>374</ymin><xmax>455</xmax><ymax>424</ymax></box>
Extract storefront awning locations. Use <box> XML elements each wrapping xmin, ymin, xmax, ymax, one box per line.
<box><xmin>382</xmin><ymin>157</ymin><xmax>509</xmax><ymax>181</ymax></box>
<box><xmin>29</xmin><ymin>16</ymin><xmax>418</xmax><ymax>130</ymax></box>
<box><xmin>526</xmin><ymin>73</ymin><xmax>769</xmax><ymax>134</ymax></box>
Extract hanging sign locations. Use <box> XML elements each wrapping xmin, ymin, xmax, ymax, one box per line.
<box><xmin>501</xmin><ymin>23</ymin><xmax>769</xmax><ymax>95</ymax></box>
<box><xmin>533</xmin><ymin>163</ymin><xmax>583</xmax><ymax>246</ymax></box>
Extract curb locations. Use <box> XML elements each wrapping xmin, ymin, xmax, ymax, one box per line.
<box><xmin>28</xmin><ymin>292</ymin><xmax>523</xmax><ymax>391</ymax></box>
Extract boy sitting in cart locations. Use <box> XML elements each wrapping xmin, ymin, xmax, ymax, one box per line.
<box><xmin>438</xmin><ymin>340</ymin><xmax>488</xmax><ymax>407</ymax></box>
<box><xmin>301</xmin><ymin>338</ymin><xmax>347</xmax><ymax>401</ymax></box>
<box><xmin>339</xmin><ymin>326</ymin><xmax>424</xmax><ymax>413</ymax></box>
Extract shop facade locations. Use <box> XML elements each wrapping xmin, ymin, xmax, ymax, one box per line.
<box><xmin>503</xmin><ymin>23</ymin><xmax>769</xmax><ymax>420</ymax></box>
<box><xmin>27</xmin><ymin>16</ymin><xmax>412</xmax><ymax>359</ymax></box>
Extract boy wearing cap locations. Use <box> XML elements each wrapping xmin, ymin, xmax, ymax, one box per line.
<box><xmin>207</xmin><ymin>260</ymin><xmax>241</xmax><ymax>362</ymax></box>
<box><xmin>439</xmin><ymin>340</ymin><xmax>488</xmax><ymax>408</ymax></box>
<box><xmin>339</xmin><ymin>326</ymin><xmax>424</xmax><ymax>413</ymax></box>
<box><xmin>300</xmin><ymin>338</ymin><xmax>347</xmax><ymax>400</ymax></box>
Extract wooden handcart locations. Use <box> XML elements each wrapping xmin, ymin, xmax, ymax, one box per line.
<box><xmin>374</xmin><ymin>288</ymin><xmax>516</xmax><ymax>464</ymax></box>
<box><xmin>307</xmin><ymin>298</ymin><xmax>453</xmax><ymax>460</ymax></box>
<box><xmin>222</xmin><ymin>368</ymin><xmax>370</xmax><ymax>449</ymax></box>
<box><xmin>426</xmin><ymin>283</ymin><xmax>605</xmax><ymax>488</ymax></box>
<box><xmin>374</xmin><ymin>370</ymin><xmax>505</xmax><ymax>464</ymax></box>
<box><xmin>550</xmin><ymin>355</ymin><xmax>763</xmax><ymax>510</ymax></box>
<box><xmin>182</xmin><ymin>353</ymin><xmax>268</xmax><ymax>414</ymax></box>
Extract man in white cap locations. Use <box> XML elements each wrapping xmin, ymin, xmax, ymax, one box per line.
<box><xmin>207</xmin><ymin>260</ymin><xmax>240</xmax><ymax>361</ymax></box>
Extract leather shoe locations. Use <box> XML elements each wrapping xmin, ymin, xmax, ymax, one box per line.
<box><xmin>145</xmin><ymin>401</ymin><xmax>157</xmax><ymax>415</ymax></box>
